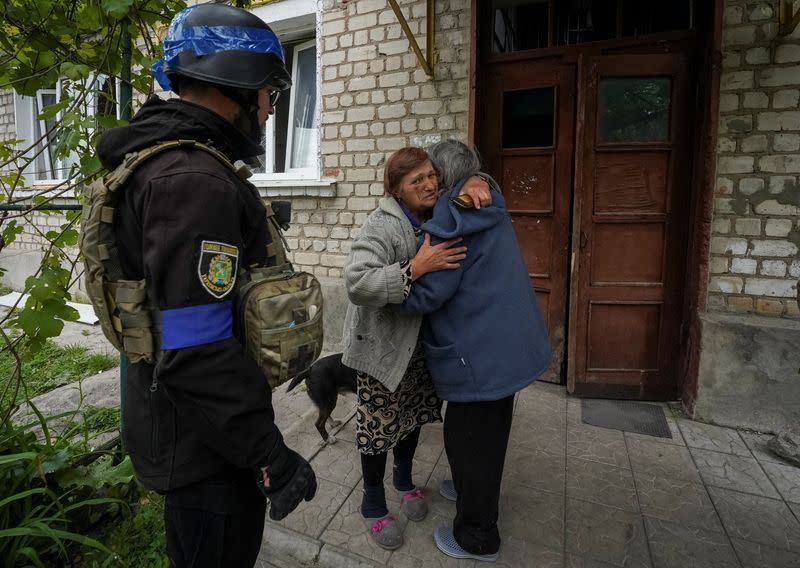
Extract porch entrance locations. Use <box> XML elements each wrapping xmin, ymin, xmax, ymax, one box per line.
<box><xmin>476</xmin><ymin>1</ymin><xmax>708</xmax><ymax>400</ymax></box>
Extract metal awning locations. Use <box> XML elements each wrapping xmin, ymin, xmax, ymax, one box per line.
<box><xmin>386</xmin><ymin>0</ymin><xmax>435</xmax><ymax>79</ymax></box>
<box><xmin>779</xmin><ymin>0</ymin><xmax>800</xmax><ymax>36</ymax></box>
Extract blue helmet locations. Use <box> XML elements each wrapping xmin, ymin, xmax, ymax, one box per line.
<box><xmin>152</xmin><ymin>4</ymin><xmax>292</xmax><ymax>94</ymax></box>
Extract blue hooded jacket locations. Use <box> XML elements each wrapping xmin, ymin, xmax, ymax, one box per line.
<box><xmin>402</xmin><ymin>180</ymin><xmax>552</xmax><ymax>402</ymax></box>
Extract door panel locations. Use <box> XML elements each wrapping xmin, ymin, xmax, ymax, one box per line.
<box><xmin>483</xmin><ymin>61</ymin><xmax>575</xmax><ymax>383</ymax></box>
<box><xmin>569</xmin><ymin>54</ymin><xmax>691</xmax><ymax>400</ymax></box>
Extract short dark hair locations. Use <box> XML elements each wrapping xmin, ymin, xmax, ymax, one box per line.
<box><xmin>171</xmin><ymin>75</ymin><xmax>213</xmax><ymax>96</ymax></box>
<box><xmin>383</xmin><ymin>147</ymin><xmax>430</xmax><ymax>197</ymax></box>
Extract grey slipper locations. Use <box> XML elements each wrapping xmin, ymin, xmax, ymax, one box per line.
<box><xmin>439</xmin><ymin>479</ymin><xmax>457</xmax><ymax>502</ymax></box>
<box><xmin>434</xmin><ymin>526</ymin><xmax>499</xmax><ymax>562</ymax></box>
<box><xmin>364</xmin><ymin>515</ymin><xmax>403</xmax><ymax>550</ymax></box>
<box><xmin>399</xmin><ymin>487</ymin><xmax>428</xmax><ymax>522</ymax></box>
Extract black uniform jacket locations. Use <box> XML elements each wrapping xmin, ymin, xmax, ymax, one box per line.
<box><xmin>97</xmin><ymin>97</ymin><xmax>280</xmax><ymax>492</ymax></box>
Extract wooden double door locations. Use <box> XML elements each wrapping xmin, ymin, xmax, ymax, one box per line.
<box><xmin>481</xmin><ymin>51</ymin><xmax>692</xmax><ymax>400</ymax></box>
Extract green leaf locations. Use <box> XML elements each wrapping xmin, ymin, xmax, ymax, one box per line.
<box><xmin>0</xmin><ymin>452</ymin><xmax>38</xmax><ymax>467</ymax></box>
<box><xmin>41</xmin><ymin>448</ymin><xmax>71</xmax><ymax>474</ymax></box>
<box><xmin>36</xmin><ymin>99</ymin><xmax>70</xmax><ymax>121</ymax></box>
<box><xmin>11</xmin><ymin>546</ymin><xmax>45</xmax><ymax>568</ymax></box>
<box><xmin>56</xmin><ymin>456</ymin><xmax>134</xmax><ymax>489</ymax></box>
<box><xmin>96</xmin><ymin>114</ymin><xmax>124</xmax><ymax>129</ymax></box>
<box><xmin>2</xmin><ymin>220</ymin><xmax>24</xmax><ymax>247</ymax></box>
<box><xmin>56</xmin><ymin>227</ymin><xmax>79</xmax><ymax>247</ymax></box>
<box><xmin>16</xmin><ymin>304</ymin><xmax>66</xmax><ymax>342</ymax></box>
<box><xmin>102</xmin><ymin>0</ymin><xmax>135</xmax><ymax>19</ymax></box>
<box><xmin>76</xmin><ymin>4</ymin><xmax>103</xmax><ymax>31</ymax></box>
<box><xmin>1</xmin><ymin>171</ymin><xmax>24</xmax><ymax>188</ymax></box>
<box><xmin>79</xmin><ymin>155</ymin><xmax>103</xmax><ymax>177</ymax></box>
<box><xmin>0</xmin><ymin>526</ymin><xmax>111</xmax><ymax>554</ymax></box>
<box><xmin>0</xmin><ymin>487</ymin><xmax>49</xmax><ymax>509</ymax></box>
<box><xmin>59</xmin><ymin>62</ymin><xmax>91</xmax><ymax>81</ymax></box>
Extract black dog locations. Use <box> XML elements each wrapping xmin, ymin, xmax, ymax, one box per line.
<box><xmin>286</xmin><ymin>353</ymin><xmax>357</xmax><ymax>444</ymax></box>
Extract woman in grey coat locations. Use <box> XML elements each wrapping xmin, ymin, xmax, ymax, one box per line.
<box><xmin>343</xmin><ymin>146</ymin><xmax>489</xmax><ymax>550</ymax></box>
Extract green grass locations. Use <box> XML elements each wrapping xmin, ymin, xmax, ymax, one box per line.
<box><xmin>0</xmin><ymin>340</ymin><xmax>118</xmax><ymax>402</ymax></box>
<box><xmin>74</xmin><ymin>491</ymin><xmax>168</xmax><ymax>568</ymax></box>
<box><xmin>84</xmin><ymin>406</ymin><xmax>121</xmax><ymax>434</ymax></box>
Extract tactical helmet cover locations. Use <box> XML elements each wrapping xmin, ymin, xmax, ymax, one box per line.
<box><xmin>152</xmin><ymin>4</ymin><xmax>292</xmax><ymax>94</ymax></box>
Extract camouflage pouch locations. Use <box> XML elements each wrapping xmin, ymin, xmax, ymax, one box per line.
<box><xmin>236</xmin><ymin>263</ymin><xmax>324</xmax><ymax>389</ymax></box>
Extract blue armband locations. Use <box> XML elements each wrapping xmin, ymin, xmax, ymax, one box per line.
<box><xmin>160</xmin><ymin>302</ymin><xmax>233</xmax><ymax>350</ymax></box>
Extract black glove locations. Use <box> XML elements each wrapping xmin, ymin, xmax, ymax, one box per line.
<box><xmin>256</xmin><ymin>436</ymin><xmax>317</xmax><ymax>521</ymax></box>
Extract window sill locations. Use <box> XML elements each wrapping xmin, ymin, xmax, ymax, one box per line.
<box><xmin>251</xmin><ymin>178</ymin><xmax>337</xmax><ymax>198</ymax></box>
<box><xmin>13</xmin><ymin>184</ymin><xmax>78</xmax><ymax>199</ymax></box>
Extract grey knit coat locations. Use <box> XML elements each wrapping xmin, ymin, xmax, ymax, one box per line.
<box><xmin>342</xmin><ymin>197</ymin><xmax>423</xmax><ymax>392</ymax></box>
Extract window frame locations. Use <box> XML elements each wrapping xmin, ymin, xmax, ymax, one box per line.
<box><xmin>283</xmin><ymin>38</ymin><xmax>318</xmax><ymax>177</ymax></box>
<box><xmin>13</xmin><ymin>75</ymin><xmax>120</xmax><ymax>186</ymax></box>
<box><xmin>250</xmin><ymin>0</ymin><xmax>328</xmax><ymax>189</ymax></box>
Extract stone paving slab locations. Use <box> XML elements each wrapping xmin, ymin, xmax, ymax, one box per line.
<box><xmin>500</xmin><ymin>483</ymin><xmax>565</xmax><ymax>551</ymax></box>
<box><xmin>731</xmin><ymin>539</ymin><xmax>800</xmax><ymax>568</ymax></box>
<box><xmin>708</xmin><ymin>487</ymin><xmax>800</xmax><ymax>554</ymax></box>
<box><xmin>689</xmin><ymin>447</ymin><xmax>781</xmax><ymax>498</ymax></box>
<box><xmin>627</xmin><ymin>437</ymin><xmax>703</xmax><ymax>483</ymax></box>
<box><xmin>738</xmin><ymin>431</ymin><xmax>784</xmax><ymax>464</ymax></box>
<box><xmin>257</xmin><ymin>380</ymin><xmax>800</xmax><ymax>567</ymax></box>
<box><xmin>644</xmin><ymin>516</ymin><xmax>740</xmax><ymax>568</ymax></box>
<box><xmin>11</xmin><ymin>359</ymin><xmax>800</xmax><ymax>568</ymax></box>
<box><xmin>633</xmin><ymin>472</ymin><xmax>724</xmax><ymax>533</ymax></box>
<box><xmin>566</xmin><ymin>456</ymin><xmax>638</xmax><ymax>512</ymax></box>
<box><xmin>565</xmin><ymin>498</ymin><xmax>651</xmax><ymax>567</ymax></box>
<box><xmin>503</xmin><ymin>444</ymin><xmax>566</xmax><ymax>495</ymax></box>
<box><xmin>677</xmin><ymin>419</ymin><xmax>752</xmax><ymax>457</ymax></box>
<box><xmin>759</xmin><ymin>459</ymin><xmax>800</xmax><ymax>503</ymax></box>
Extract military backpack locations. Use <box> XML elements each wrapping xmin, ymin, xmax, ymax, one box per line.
<box><xmin>79</xmin><ymin>139</ymin><xmax>323</xmax><ymax>388</ymax></box>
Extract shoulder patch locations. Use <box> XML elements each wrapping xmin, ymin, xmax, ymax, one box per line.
<box><xmin>198</xmin><ymin>240</ymin><xmax>239</xmax><ymax>298</ymax></box>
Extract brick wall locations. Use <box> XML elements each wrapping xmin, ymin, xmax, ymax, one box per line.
<box><xmin>0</xmin><ymin>90</ymin><xmax>51</xmax><ymax>253</ymax></box>
<box><xmin>0</xmin><ymin>0</ymin><xmax>471</xmax><ymax>282</ymax></box>
<box><xmin>0</xmin><ymin>91</ymin><xmax>14</xmax><ymax>146</ymax></box>
<box><xmin>712</xmin><ymin>0</ymin><xmax>800</xmax><ymax>318</ymax></box>
<box><xmin>292</xmin><ymin>0</ymin><xmax>471</xmax><ymax>278</ymax></box>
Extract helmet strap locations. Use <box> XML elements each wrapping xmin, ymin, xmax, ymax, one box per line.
<box><xmin>217</xmin><ymin>86</ymin><xmax>263</xmax><ymax>144</ymax></box>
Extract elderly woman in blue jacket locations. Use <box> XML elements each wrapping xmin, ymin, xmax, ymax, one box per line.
<box><xmin>402</xmin><ymin>139</ymin><xmax>552</xmax><ymax>562</ymax></box>
<box><xmin>343</xmin><ymin>147</ymin><xmax>492</xmax><ymax>551</ymax></box>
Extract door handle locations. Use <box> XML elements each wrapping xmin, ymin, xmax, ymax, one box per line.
<box><xmin>579</xmin><ymin>231</ymin><xmax>588</xmax><ymax>249</ymax></box>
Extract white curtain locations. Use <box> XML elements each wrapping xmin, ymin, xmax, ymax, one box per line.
<box><xmin>289</xmin><ymin>45</ymin><xmax>317</xmax><ymax>170</ymax></box>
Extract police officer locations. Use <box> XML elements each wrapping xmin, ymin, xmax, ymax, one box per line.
<box><xmin>95</xmin><ymin>4</ymin><xmax>316</xmax><ymax>566</ymax></box>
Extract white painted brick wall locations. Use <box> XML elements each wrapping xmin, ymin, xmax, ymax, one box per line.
<box><xmin>711</xmin><ymin>0</ymin><xmax>800</xmax><ymax>319</ymax></box>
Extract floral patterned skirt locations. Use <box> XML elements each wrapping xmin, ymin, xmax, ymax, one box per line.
<box><xmin>355</xmin><ymin>342</ymin><xmax>442</xmax><ymax>455</ymax></box>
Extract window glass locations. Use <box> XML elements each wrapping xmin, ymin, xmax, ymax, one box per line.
<box><xmin>492</xmin><ymin>0</ymin><xmax>549</xmax><ymax>53</ymax></box>
<box><xmin>16</xmin><ymin>76</ymin><xmax>117</xmax><ymax>182</ymax></box>
<box><xmin>487</xmin><ymin>0</ymin><xmax>695</xmax><ymax>52</ymax></box>
<box><xmin>622</xmin><ymin>0</ymin><xmax>692</xmax><ymax>36</ymax></box>
<box><xmin>95</xmin><ymin>77</ymin><xmax>118</xmax><ymax>128</ymax></box>
<box><xmin>287</xmin><ymin>43</ymin><xmax>317</xmax><ymax>171</ymax></box>
<box><xmin>35</xmin><ymin>89</ymin><xmax>58</xmax><ymax>180</ymax></box>
<box><xmin>598</xmin><ymin>78</ymin><xmax>671</xmax><ymax>143</ymax></box>
<box><xmin>554</xmin><ymin>0</ymin><xmax>617</xmax><ymax>46</ymax></box>
<box><xmin>252</xmin><ymin>37</ymin><xmax>318</xmax><ymax>178</ymax></box>
<box><xmin>503</xmin><ymin>87</ymin><xmax>555</xmax><ymax>148</ymax></box>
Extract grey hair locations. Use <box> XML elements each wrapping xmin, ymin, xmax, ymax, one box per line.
<box><xmin>427</xmin><ymin>139</ymin><xmax>482</xmax><ymax>190</ymax></box>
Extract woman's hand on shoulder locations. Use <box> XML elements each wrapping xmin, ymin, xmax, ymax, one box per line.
<box><xmin>459</xmin><ymin>175</ymin><xmax>492</xmax><ymax>209</ymax></box>
<box><xmin>410</xmin><ymin>233</ymin><xmax>467</xmax><ymax>280</ymax></box>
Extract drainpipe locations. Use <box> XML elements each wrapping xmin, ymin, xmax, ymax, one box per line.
<box><xmin>118</xmin><ymin>18</ymin><xmax>133</xmax><ymax>445</ymax></box>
